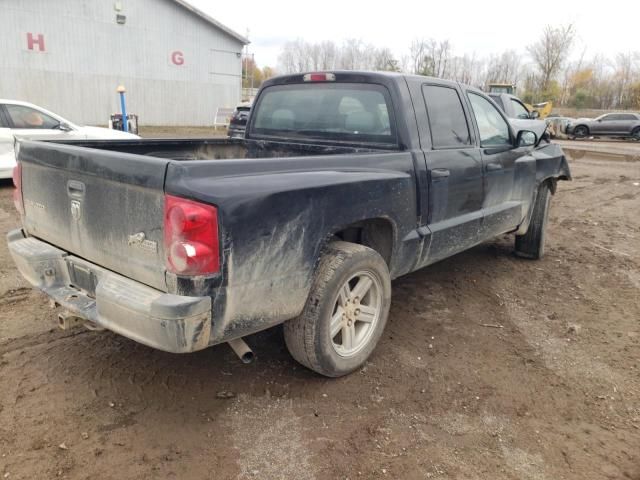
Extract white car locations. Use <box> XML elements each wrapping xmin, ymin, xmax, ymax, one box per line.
<box><xmin>0</xmin><ymin>100</ymin><xmax>139</xmax><ymax>179</ymax></box>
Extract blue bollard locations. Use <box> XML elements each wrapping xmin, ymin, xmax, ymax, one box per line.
<box><xmin>116</xmin><ymin>85</ymin><xmax>128</xmax><ymax>133</ymax></box>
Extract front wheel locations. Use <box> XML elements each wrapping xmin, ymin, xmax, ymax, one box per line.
<box><xmin>632</xmin><ymin>127</ymin><xmax>640</xmax><ymax>141</ymax></box>
<box><xmin>573</xmin><ymin>125</ymin><xmax>589</xmax><ymax>138</ymax></box>
<box><xmin>284</xmin><ymin>241</ymin><xmax>391</xmax><ymax>377</ymax></box>
<box><xmin>515</xmin><ymin>182</ymin><xmax>552</xmax><ymax>259</ymax></box>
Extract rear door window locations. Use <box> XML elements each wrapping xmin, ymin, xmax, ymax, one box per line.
<box><xmin>251</xmin><ymin>83</ymin><xmax>396</xmax><ymax>146</ymax></box>
<box><xmin>422</xmin><ymin>85</ymin><xmax>471</xmax><ymax>149</ymax></box>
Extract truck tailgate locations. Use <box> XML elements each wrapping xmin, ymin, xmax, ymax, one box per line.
<box><xmin>18</xmin><ymin>141</ymin><xmax>169</xmax><ymax>291</ymax></box>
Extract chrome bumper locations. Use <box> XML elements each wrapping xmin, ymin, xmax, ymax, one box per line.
<box><xmin>7</xmin><ymin>230</ymin><xmax>212</xmax><ymax>353</ymax></box>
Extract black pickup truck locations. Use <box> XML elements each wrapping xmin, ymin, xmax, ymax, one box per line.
<box><xmin>8</xmin><ymin>71</ymin><xmax>570</xmax><ymax>377</ymax></box>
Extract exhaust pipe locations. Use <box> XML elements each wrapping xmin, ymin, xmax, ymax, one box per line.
<box><xmin>58</xmin><ymin>312</ymin><xmax>83</xmax><ymax>330</ymax></box>
<box><xmin>228</xmin><ymin>337</ymin><xmax>255</xmax><ymax>364</ymax></box>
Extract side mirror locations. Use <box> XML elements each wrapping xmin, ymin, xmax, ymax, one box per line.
<box><xmin>529</xmin><ymin>110</ymin><xmax>540</xmax><ymax>119</ymax></box>
<box><xmin>517</xmin><ymin>130</ymin><xmax>537</xmax><ymax>147</ymax></box>
<box><xmin>57</xmin><ymin>122</ymin><xmax>73</xmax><ymax>132</ymax></box>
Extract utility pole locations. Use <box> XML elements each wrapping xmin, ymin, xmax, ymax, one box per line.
<box><xmin>243</xmin><ymin>28</ymin><xmax>250</xmax><ymax>101</ymax></box>
<box><xmin>251</xmin><ymin>53</ymin><xmax>255</xmax><ymax>92</ymax></box>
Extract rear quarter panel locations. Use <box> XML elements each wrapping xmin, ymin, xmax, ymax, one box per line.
<box><xmin>165</xmin><ymin>151</ymin><xmax>419</xmax><ymax>342</ymax></box>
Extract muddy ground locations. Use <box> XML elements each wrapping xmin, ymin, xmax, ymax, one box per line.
<box><xmin>0</xmin><ymin>146</ymin><xmax>638</xmax><ymax>480</ymax></box>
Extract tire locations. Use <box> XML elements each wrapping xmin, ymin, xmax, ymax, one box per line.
<box><xmin>515</xmin><ymin>182</ymin><xmax>552</xmax><ymax>260</ymax></box>
<box><xmin>573</xmin><ymin>125</ymin><xmax>589</xmax><ymax>138</ymax></box>
<box><xmin>284</xmin><ymin>241</ymin><xmax>391</xmax><ymax>377</ymax></box>
<box><xmin>632</xmin><ymin>127</ymin><xmax>640</xmax><ymax>141</ymax></box>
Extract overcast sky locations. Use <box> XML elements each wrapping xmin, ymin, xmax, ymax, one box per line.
<box><xmin>189</xmin><ymin>0</ymin><xmax>637</xmax><ymax>69</ymax></box>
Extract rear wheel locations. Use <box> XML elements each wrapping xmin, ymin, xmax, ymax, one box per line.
<box><xmin>515</xmin><ymin>182</ymin><xmax>552</xmax><ymax>260</ymax></box>
<box><xmin>632</xmin><ymin>127</ymin><xmax>640</xmax><ymax>141</ymax></box>
<box><xmin>284</xmin><ymin>241</ymin><xmax>391</xmax><ymax>377</ymax></box>
<box><xmin>573</xmin><ymin>125</ymin><xmax>589</xmax><ymax>139</ymax></box>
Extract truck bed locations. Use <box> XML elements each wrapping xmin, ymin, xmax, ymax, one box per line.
<box><xmin>53</xmin><ymin>137</ymin><xmax>393</xmax><ymax>161</ymax></box>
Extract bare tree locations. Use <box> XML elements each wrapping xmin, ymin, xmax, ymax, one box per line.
<box><xmin>409</xmin><ymin>38</ymin><xmax>452</xmax><ymax>77</ymax></box>
<box><xmin>339</xmin><ymin>39</ymin><xmax>364</xmax><ymax>70</ymax></box>
<box><xmin>484</xmin><ymin>50</ymin><xmax>521</xmax><ymax>85</ymax></box>
<box><xmin>373</xmin><ymin>47</ymin><xmax>400</xmax><ymax>72</ymax></box>
<box><xmin>450</xmin><ymin>53</ymin><xmax>482</xmax><ymax>86</ymax></box>
<box><xmin>614</xmin><ymin>52</ymin><xmax>638</xmax><ymax>108</ymax></box>
<box><xmin>318</xmin><ymin>41</ymin><xmax>338</xmax><ymax>70</ymax></box>
<box><xmin>527</xmin><ymin>24</ymin><xmax>575</xmax><ymax>93</ymax></box>
<box><xmin>274</xmin><ymin>30</ymin><xmax>640</xmax><ymax>110</ymax></box>
<box><xmin>278</xmin><ymin>39</ymin><xmax>311</xmax><ymax>73</ymax></box>
<box><xmin>278</xmin><ymin>39</ymin><xmax>400</xmax><ymax>74</ymax></box>
<box><xmin>409</xmin><ymin>39</ymin><xmax>427</xmax><ymax>75</ymax></box>
<box><xmin>308</xmin><ymin>43</ymin><xmax>322</xmax><ymax>71</ymax></box>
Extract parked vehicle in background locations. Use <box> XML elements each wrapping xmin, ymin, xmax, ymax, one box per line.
<box><xmin>227</xmin><ymin>103</ymin><xmax>251</xmax><ymax>138</ymax></box>
<box><xmin>0</xmin><ymin>100</ymin><xmax>139</xmax><ymax>179</ymax></box>
<box><xmin>0</xmin><ymin>129</ymin><xmax>15</xmax><ymax>179</ymax></box>
<box><xmin>545</xmin><ymin>116</ymin><xmax>574</xmax><ymax>139</ymax></box>
<box><xmin>488</xmin><ymin>93</ymin><xmax>539</xmax><ymax>120</ymax></box>
<box><xmin>486</xmin><ymin>84</ymin><xmax>553</xmax><ymax>119</ymax></box>
<box><xmin>489</xmin><ymin>93</ymin><xmax>551</xmax><ymax>142</ymax></box>
<box><xmin>8</xmin><ymin>71</ymin><xmax>570</xmax><ymax>377</ymax></box>
<box><xmin>566</xmin><ymin>112</ymin><xmax>640</xmax><ymax>140</ymax></box>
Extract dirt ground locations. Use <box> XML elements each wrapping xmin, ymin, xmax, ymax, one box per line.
<box><xmin>0</xmin><ymin>145</ymin><xmax>639</xmax><ymax>480</ymax></box>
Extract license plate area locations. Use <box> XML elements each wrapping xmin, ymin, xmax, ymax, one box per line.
<box><xmin>66</xmin><ymin>259</ymin><xmax>98</xmax><ymax>297</ymax></box>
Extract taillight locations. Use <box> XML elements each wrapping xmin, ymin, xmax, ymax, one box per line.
<box><xmin>12</xmin><ymin>163</ymin><xmax>24</xmax><ymax>215</ymax></box>
<box><xmin>164</xmin><ymin>195</ymin><xmax>220</xmax><ymax>275</ymax></box>
<box><xmin>303</xmin><ymin>73</ymin><xmax>336</xmax><ymax>82</ymax></box>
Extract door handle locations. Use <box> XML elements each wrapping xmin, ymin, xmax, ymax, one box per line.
<box><xmin>431</xmin><ymin>168</ymin><xmax>450</xmax><ymax>179</ymax></box>
<box><xmin>486</xmin><ymin>163</ymin><xmax>502</xmax><ymax>172</ymax></box>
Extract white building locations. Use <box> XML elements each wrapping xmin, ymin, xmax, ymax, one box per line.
<box><xmin>0</xmin><ymin>0</ymin><xmax>248</xmax><ymax>126</ymax></box>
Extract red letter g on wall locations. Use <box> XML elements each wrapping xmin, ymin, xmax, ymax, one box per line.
<box><xmin>27</xmin><ymin>33</ymin><xmax>45</xmax><ymax>52</ymax></box>
<box><xmin>171</xmin><ymin>51</ymin><xmax>184</xmax><ymax>66</ymax></box>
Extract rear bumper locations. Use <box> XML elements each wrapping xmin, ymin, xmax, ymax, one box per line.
<box><xmin>7</xmin><ymin>230</ymin><xmax>212</xmax><ymax>353</ymax></box>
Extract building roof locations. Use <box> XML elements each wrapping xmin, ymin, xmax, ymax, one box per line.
<box><xmin>171</xmin><ymin>0</ymin><xmax>249</xmax><ymax>45</ymax></box>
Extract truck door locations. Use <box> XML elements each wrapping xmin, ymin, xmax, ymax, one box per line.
<box><xmin>466</xmin><ymin>92</ymin><xmax>533</xmax><ymax>237</ymax></box>
<box><xmin>416</xmin><ymin>83</ymin><xmax>484</xmax><ymax>266</ymax></box>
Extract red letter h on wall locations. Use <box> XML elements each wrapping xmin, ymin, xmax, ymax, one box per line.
<box><xmin>27</xmin><ymin>33</ymin><xmax>45</xmax><ymax>52</ymax></box>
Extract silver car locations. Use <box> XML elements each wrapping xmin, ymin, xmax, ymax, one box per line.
<box><xmin>566</xmin><ymin>112</ymin><xmax>640</xmax><ymax>140</ymax></box>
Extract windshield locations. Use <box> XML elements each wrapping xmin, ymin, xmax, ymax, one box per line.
<box><xmin>250</xmin><ymin>83</ymin><xmax>397</xmax><ymax>146</ymax></box>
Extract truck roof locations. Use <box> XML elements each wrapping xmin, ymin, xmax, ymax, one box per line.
<box><xmin>261</xmin><ymin>70</ymin><xmax>462</xmax><ymax>90</ymax></box>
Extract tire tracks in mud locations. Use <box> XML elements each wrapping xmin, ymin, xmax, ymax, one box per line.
<box><xmin>0</xmin><ymin>328</ymin><xmax>93</xmax><ymax>357</ymax></box>
<box><xmin>0</xmin><ymin>287</ymin><xmax>30</xmax><ymax>306</ymax></box>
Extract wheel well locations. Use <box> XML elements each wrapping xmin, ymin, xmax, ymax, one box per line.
<box><xmin>543</xmin><ymin>177</ymin><xmax>558</xmax><ymax>194</ymax></box>
<box><xmin>575</xmin><ymin>124</ymin><xmax>589</xmax><ymax>133</ymax></box>
<box><xmin>331</xmin><ymin>219</ymin><xmax>394</xmax><ymax>266</ymax></box>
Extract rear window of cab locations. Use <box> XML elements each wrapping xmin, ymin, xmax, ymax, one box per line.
<box><xmin>250</xmin><ymin>83</ymin><xmax>397</xmax><ymax>146</ymax></box>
